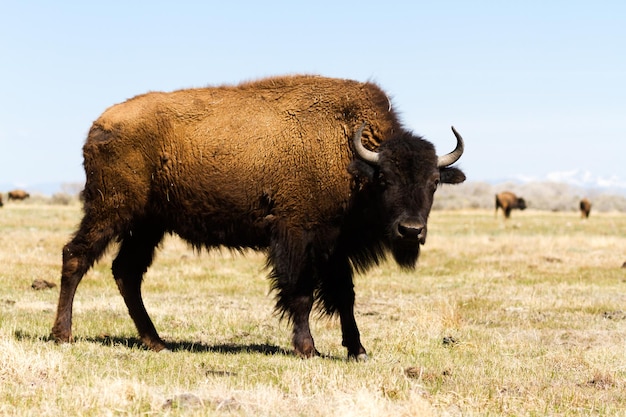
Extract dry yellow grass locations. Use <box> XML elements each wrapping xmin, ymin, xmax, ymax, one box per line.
<box><xmin>1</xmin><ymin>205</ymin><xmax>625</xmax><ymax>416</ymax></box>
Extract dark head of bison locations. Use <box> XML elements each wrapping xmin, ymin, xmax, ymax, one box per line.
<box><xmin>349</xmin><ymin>124</ymin><xmax>465</xmax><ymax>268</ymax></box>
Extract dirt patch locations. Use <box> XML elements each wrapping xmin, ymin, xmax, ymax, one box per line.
<box><xmin>602</xmin><ymin>310</ymin><xmax>626</xmax><ymax>321</ymax></box>
<box><xmin>31</xmin><ymin>280</ymin><xmax>56</xmax><ymax>290</ymax></box>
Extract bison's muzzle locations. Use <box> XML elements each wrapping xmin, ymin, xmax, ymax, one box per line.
<box><xmin>396</xmin><ymin>221</ymin><xmax>426</xmax><ymax>244</ymax></box>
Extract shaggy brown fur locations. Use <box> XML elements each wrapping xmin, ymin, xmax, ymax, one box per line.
<box><xmin>495</xmin><ymin>191</ymin><xmax>527</xmax><ymax>219</ymax></box>
<box><xmin>7</xmin><ymin>189</ymin><xmax>30</xmax><ymax>201</ymax></box>
<box><xmin>51</xmin><ymin>75</ymin><xmax>466</xmax><ymax>359</ymax></box>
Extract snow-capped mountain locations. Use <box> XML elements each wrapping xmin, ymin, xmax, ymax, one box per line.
<box><xmin>545</xmin><ymin>170</ymin><xmax>626</xmax><ymax>189</ymax></box>
<box><xmin>510</xmin><ymin>170</ymin><xmax>626</xmax><ymax>194</ymax></box>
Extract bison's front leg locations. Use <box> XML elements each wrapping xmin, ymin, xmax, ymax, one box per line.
<box><xmin>339</xmin><ymin>302</ymin><xmax>367</xmax><ymax>361</ymax></box>
<box><xmin>268</xmin><ymin>233</ymin><xmax>319</xmax><ymax>358</ymax></box>
<box><xmin>290</xmin><ymin>295</ymin><xmax>318</xmax><ymax>358</ymax></box>
<box><xmin>318</xmin><ymin>252</ymin><xmax>367</xmax><ymax>360</ymax></box>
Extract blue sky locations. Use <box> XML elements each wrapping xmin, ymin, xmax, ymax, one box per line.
<box><xmin>1</xmin><ymin>1</ymin><xmax>624</xmax><ymax>191</ymax></box>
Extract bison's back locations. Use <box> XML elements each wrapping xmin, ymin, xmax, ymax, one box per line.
<box><xmin>81</xmin><ymin>75</ymin><xmax>401</xmax><ymax>246</ymax></box>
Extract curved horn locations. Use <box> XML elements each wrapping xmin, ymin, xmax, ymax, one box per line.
<box><xmin>437</xmin><ymin>126</ymin><xmax>464</xmax><ymax>167</ymax></box>
<box><xmin>353</xmin><ymin>122</ymin><xmax>380</xmax><ymax>165</ymax></box>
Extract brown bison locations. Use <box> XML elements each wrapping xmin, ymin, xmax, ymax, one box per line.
<box><xmin>495</xmin><ymin>191</ymin><xmax>526</xmax><ymax>219</ymax></box>
<box><xmin>8</xmin><ymin>189</ymin><xmax>30</xmax><ymax>201</ymax></box>
<box><xmin>580</xmin><ymin>198</ymin><xmax>591</xmax><ymax>218</ymax></box>
<box><xmin>0</xmin><ymin>194</ymin><xmax>3</xmax><ymax>207</ymax></box>
<box><xmin>51</xmin><ymin>75</ymin><xmax>466</xmax><ymax>359</ymax></box>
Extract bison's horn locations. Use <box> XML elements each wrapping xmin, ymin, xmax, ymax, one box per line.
<box><xmin>437</xmin><ymin>126</ymin><xmax>464</xmax><ymax>167</ymax></box>
<box><xmin>353</xmin><ymin>122</ymin><xmax>380</xmax><ymax>165</ymax></box>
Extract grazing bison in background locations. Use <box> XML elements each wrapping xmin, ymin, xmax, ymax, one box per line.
<box><xmin>8</xmin><ymin>189</ymin><xmax>30</xmax><ymax>201</ymax></box>
<box><xmin>580</xmin><ymin>198</ymin><xmax>592</xmax><ymax>219</ymax></box>
<box><xmin>0</xmin><ymin>194</ymin><xmax>3</xmax><ymax>207</ymax></box>
<box><xmin>51</xmin><ymin>75</ymin><xmax>466</xmax><ymax>359</ymax></box>
<box><xmin>495</xmin><ymin>191</ymin><xmax>526</xmax><ymax>219</ymax></box>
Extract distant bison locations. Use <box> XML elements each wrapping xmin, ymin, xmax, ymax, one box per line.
<box><xmin>579</xmin><ymin>198</ymin><xmax>591</xmax><ymax>218</ymax></box>
<box><xmin>0</xmin><ymin>194</ymin><xmax>3</xmax><ymax>207</ymax></box>
<box><xmin>495</xmin><ymin>191</ymin><xmax>526</xmax><ymax>219</ymax></box>
<box><xmin>8</xmin><ymin>189</ymin><xmax>30</xmax><ymax>201</ymax></box>
<box><xmin>51</xmin><ymin>74</ymin><xmax>466</xmax><ymax>359</ymax></box>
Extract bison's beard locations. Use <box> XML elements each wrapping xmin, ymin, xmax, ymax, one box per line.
<box><xmin>390</xmin><ymin>242</ymin><xmax>420</xmax><ymax>269</ymax></box>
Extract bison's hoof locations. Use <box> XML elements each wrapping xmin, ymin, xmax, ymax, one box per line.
<box><xmin>293</xmin><ymin>336</ymin><xmax>318</xmax><ymax>358</ymax></box>
<box><xmin>295</xmin><ymin>348</ymin><xmax>320</xmax><ymax>359</ymax></box>
<box><xmin>347</xmin><ymin>352</ymin><xmax>369</xmax><ymax>362</ymax></box>
<box><xmin>50</xmin><ymin>329</ymin><xmax>71</xmax><ymax>344</ymax></box>
<box><xmin>149</xmin><ymin>343</ymin><xmax>169</xmax><ymax>352</ymax></box>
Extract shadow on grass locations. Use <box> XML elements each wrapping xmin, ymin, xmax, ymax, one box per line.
<box><xmin>15</xmin><ymin>330</ymin><xmax>349</xmax><ymax>360</ymax></box>
<box><xmin>14</xmin><ymin>330</ymin><xmax>289</xmax><ymax>356</ymax></box>
<box><xmin>96</xmin><ymin>335</ymin><xmax>293</xmax><ymax>356</ymax></box>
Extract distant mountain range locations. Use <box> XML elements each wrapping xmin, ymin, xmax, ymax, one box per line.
<box><xmin>488</xmin><ymin>170</ymin><xmax>626</xmax><ymax>196</ymax></box>
<box><xmin>0</xmin><ymin>181</ymin><xmax>82</xmax><ymax>196</ymax></box>
<box><xmin>2</xmin><ymin>170</ymin><xmax>625</xmax><ymax>197</ymax></box>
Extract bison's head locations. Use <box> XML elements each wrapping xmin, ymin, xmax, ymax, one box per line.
<box><xmin>349</xmin><ymin>124</ymin><xmax>465</xmax><ymax>268</ymax></box>
<box><xmin>517</xmin><ymin>198</ymin><xmax>527</xmax><ymax>210</ymax></box>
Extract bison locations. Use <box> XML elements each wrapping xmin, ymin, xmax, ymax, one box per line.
<box><xmin>0</xmin><ymin>194</ymin><xmax>3</xmax><ymax>207</ymax></box>
<box><xmin>8</xmin><ymin>189</ymin><xmax>30</xmax><ymax>201</ymax></box>
<box><xmin>495</xmin><ymin>191</ymin><xmax>526</xmax><ymax>219</ymax></box>
<box><xmin>580</xmin><ymin>198</ymin><xmax>591</xmax><ymax>219</ymax></box>
<box><xmin>51</xmin><ymin>75</ymin><xmax>466</xmax><ymax>359</ymax></box>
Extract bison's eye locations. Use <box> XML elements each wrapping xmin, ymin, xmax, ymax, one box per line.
<box><xmin>431</xmin><ymin>178</ymin><xmax>440</xmax><ymax>193</ymax></box>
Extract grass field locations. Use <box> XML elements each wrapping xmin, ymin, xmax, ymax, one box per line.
<box><xmin>1</xmin><ymin>204</ymin><xmax>625</xmax><ymax>416</ymax></box>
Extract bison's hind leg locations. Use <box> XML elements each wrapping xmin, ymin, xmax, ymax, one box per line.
<box><xmin>111</xmin><ymin>223</ymin><xmax>166</xmax><ymax>351</ymax></box>
<box><xmin>52</xmin><ymin>215</ymin><xmax>118</xmax><ymax>343</ymax></box>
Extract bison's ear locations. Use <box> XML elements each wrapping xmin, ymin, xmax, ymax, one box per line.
<box><xmin>440</xmin><ymin>167</ymin><xmax>466</xmax><ymax>184</ymax></box>
<box><xmin>348</xmin><ymin>160</ymin><xmax>376</xmax><ymax>182</ymax></box>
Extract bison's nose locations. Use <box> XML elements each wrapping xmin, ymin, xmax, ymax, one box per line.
<box><xmin>397</xmin><ymin>223</ymin><xmax>426</xmax><ymax>242</ymax></box>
